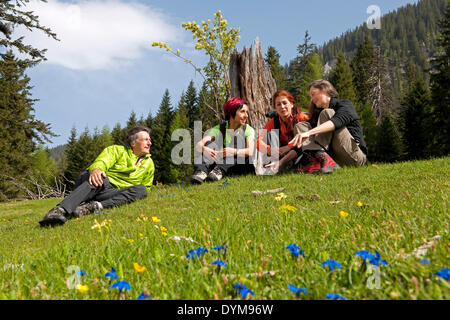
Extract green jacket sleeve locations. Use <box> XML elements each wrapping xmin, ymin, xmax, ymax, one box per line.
<box><xmin>87</xmin><ymin>145</ymin><xmax>121</xmax><ymax>173</ymax></box>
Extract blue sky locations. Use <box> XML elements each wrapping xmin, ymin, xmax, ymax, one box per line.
<box><xmin>20</xmin><ymin>0</ymin><xmax>417</xmax><ymax>147</ymax></box>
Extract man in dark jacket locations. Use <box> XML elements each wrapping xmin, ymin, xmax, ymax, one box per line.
<box><xmin>291</xmin><ymin>80</ymin><xmax>367</xmax><ymax>173</ymax></box>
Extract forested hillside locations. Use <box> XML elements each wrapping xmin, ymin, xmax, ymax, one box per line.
<box><xmin>319</xmin><ymin>0</ymin><xmax>447</xmax><ymax>105</ymax></box>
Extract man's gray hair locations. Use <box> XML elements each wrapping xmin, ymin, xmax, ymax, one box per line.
<box><xmin>126</xmin><ymin>126</ymin><xmax>151</xmax><ymax>148</ymax></box>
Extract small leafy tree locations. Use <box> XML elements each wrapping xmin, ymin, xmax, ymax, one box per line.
<box><xmin>152</xmin><ymin>10</ymin><xmax>240</xmax><ymax>121</ymax></box>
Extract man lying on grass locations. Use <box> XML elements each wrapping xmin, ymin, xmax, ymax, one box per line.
<box><xmin>39</xmin><ymin>126</ymin><xmax>155</xmax><ymax>227</ymax></box>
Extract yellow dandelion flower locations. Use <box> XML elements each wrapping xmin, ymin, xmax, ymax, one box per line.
<box><xmin>160</xmin><ymin>226</ymin><xmax>167</xmax><ymax>232</ymax></box>
<box><xmin>133</xmin><ymin>262</ymin><xmax>147</xmax><ymax>273</ymax></box>
<box><xmin>357</xmin><ymin>201</ymin><xmax>363</xmax><ymax>207</ymax></box>
<box><xmin>278</xmin><ymin>204</ymin><xmax>297</xmax><ymax>214</ymax></box>
<box><xmin>216</xmin><ymin>217</ymin><xmax>221</xmax><ymax>221</ymax></box>
<box><xmin>139</xmin><ymin>233</ymin><xmax>144</xmax><ymax>237</ymax></box>
<box><xmin>339</xmin><ymin>211</ymin><xmax>349</xmax><ymax>218</ymax></box>
<box><xmin>162</xmin><ymin>232</ymin><xmax>168</xmax><ymax>237</ymax></box>
<box><xmin>127</xmin><ymin>239</ymin><xmax>135</xmax><ymax>243</ymax></box>
<box><xmin>152</xmin><ymin>216</ymin><xmax>161</xmax><ymax>223</ymax></box>
<box><xmin>76</xmin><ymin>284</ymin><xmax>89</xmax><ymax>293</ymax></box>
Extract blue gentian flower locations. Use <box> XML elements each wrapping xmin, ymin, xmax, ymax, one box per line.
<box><xmin>356</xmin><ymin>250</ymin><xmax>388</xmax><ymax>266</ymax></box>
<box><xmin>325</xmin><ymin>293</ymin><xmax>347</xmax><ymax>300</ymax></box>
<box><xmin>187</xmin><ymin>247</ymin><xmax>208</xmax><ymax>259</ymax></box>
<box><xmin>419</xmin><ymin>259</ymin><xmax>430</xmax><ymax>265</ymax></box>
<box><xmin>288</xmin><ymin>284</ymin><xmax>308</xmax><ymax>298</ymax></box>
<box><xmin>137</xmin><ymin>292</ymin><xmax>151</xmax><ymax>300</ymax></box>
<box><xmin>234</xmin><ymin>283</ymin><xmax>254</xmax><ymax>299</ymax></box>
<box><xmin>76</xmin><ymin>270</ymin><xmax>87</xmax><ymax>276</ymax></box>
<box><xmin>321</xmin><ymin>259</ymin><xmax>342</xmax><ymax>271</ymax></box>
<box><xmin>368</xmin><ymin>251</ymin><xmax>388</xmax><ymax>266</ymax></box>
<box><xmin>213</xmin><ymin>245</ymin><xmax>228</xmax><ymax>253</ymax></box>
<box><xmin>286</xmin><ymin>244</ymin><xmax>305</xmax><ymax>258</ymax></box>
<box><xmin>104</xmin><ymin>267</ymin><xmax>118</xmax><ymax>280</ymax></box>
<box><xmin>211</xmin><ymin>259</ymin><xmax>227</xmax><ymax>268</ymax></box>
<box><xmin>355</xmin><ymin>250</ymin><xmax>375</xmax><ymax>261</ymax></box>
<box><xmin>109</xmin><ymin>280</ymin><xmax>131</xmax><ymax>291</ymax></box>
<box><xmin>434</xmin><ymin>267</ymin><xmax>450</xmax><ymax>280</ymax></box>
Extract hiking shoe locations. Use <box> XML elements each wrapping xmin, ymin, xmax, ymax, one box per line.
<box><xmin>73</xmin><ymin>201</ymin><xmax>101</xmax><ymax>218</ymax></box>
<box><xmin>39</xmin><ymin>206</ymin><xmax>68</xmax><ymax>227</ymax></box>
<box><xmin>297</xmin><ymin>153</ymin><xmax>321</xmax><ymax>174</ymax></box>
<box><xmin>315</xmin><ymin>151</ymin><xmax>340</xmax><ymax>174</ymax></box>
<box><xmin>191</xmin><ymin>170</ymin><xmax>208</xmax><ymax>184</ymax></box>
<box><xmin>207</xmin><ymin>166</ymin><xmax>224</xmax><ymax>181</ymax></box>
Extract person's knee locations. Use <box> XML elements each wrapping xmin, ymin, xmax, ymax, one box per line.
<box><xmin>294</xmin><ymin>122</ymin><xmax>311</xmax><ymax>135</ymax></box>
<box><xmin>133</xmin><ymin>185</ymin><xmax>148</xmax><ymax>199</ymax></box>
<box><xmin>319</xmin><ymin>108</ymin><xmax>335</xmax><ymax>122</ymax></box>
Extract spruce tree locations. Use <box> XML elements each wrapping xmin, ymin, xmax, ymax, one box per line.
<box><xmin>151</xmin><ymin>89</ymin><xmax>175</xmax><ymax>184</ymax></box>
<box><xmin>185</xmin><ymin>80</ymin><xmax>199</xmax><ymax>129</ymax></box>
<box><xmin>198</xmin><ymin>82</ymin><xmax>217</xmax><ymax>131</ymax></box>
<box><xmin>265</xmin><ymin>46</ymin><xmax>287</xmax><ymax>90</ymax></box>
<box><xmin>0</xmin><ymin>50</ymin><xmax>55</xmax><ymax>199</ymax></box>
<box><xmin>374</xmin><ymin>114</ymin><xmax>403</xmax><ymax>163</ymax></box>
<box><xmin>351</xmin><ymin>34</ymin><xmax>376</xmax><ymax>106</ymax></box>
<box><xmin>329</xmin><ymin>51</ymin><xmax>358</xmax><ymax>107</ymax></box>
<box><xmin>170</xmin><ymin>92</ymin><xmax>192</xmax><ymax>181</ymax></box>
<box><xmin>429</xmin><ymin>0</ymin><xmax>450</xmax><ymax>156</ymax></box>
<box><xmin>399</xmin><ymin>77</ymin><xmax>433</xmax><ymax>159</ymax></box>
<box><xmin>0</xmin><ymin>0</ymin><xmax>58</xmax><ymax>65</ymax></box>
<box><xmin>359</xmin><ymin>103</ymin><xmax>378</xmax><ymax>161</ymax></box>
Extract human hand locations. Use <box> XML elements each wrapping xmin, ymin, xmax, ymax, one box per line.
<box><xmin>203</xmin><ymin>147</ymin><xmax>220</xmax><ymax>162</ymax></box>
<box><xmin>221</xmin><ymin>147</ymin><xmax>237</xmax><ymax>158</ymax></box>
<box><xmin>263</xmin><ymin>160</ymin><xmax>280</xmax><ymax>174</ymax></box>
<box><xmin>289</xmin><ymin>132</ymin><xmax>310</xmax><ymax>148</ymax></box>
<box><xmin>89</xmin><ymin>169</ymin><xmax>107</xmax><ymax>187</ymax></box>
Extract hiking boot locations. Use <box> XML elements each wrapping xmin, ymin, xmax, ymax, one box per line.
<box><xmin>39</xmin><ymin>206</ymin><xmax>68</xmax><ymax>227</ymax></box>
<box><xmin>297</xmin><ymin>153</ymin><xmax>321</xmax><ymax>174</ymax></box>
<box><xmin>191</xmin><ymin>170</ymin><xmax>208</xmax><ymax>184</ymax></box>
<box><xmin>73</xmin><ymin>201</ymin><xmax>101</xmax><ymax>218</ymax></box>
<box><xmin>207</xmin><ymin>166</ymin><xmax>224</xmax><ymax>181</ymax></box>
<box><xmin>315</xmin><ymin>151</ymin><xmax>340</xmax><ymax>174</ymax></box>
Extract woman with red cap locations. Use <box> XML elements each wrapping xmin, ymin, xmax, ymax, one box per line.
<box><xmin>256</xmin><ymin>90</ymin><xmax>310</xmax><ymax>174</ymax></box>
<box><xmin>191</xmin><ymin>97</ymin><xmax>256</xmax><ymax>184</ymax></box>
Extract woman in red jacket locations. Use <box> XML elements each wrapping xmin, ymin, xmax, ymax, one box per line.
<box><xmin>256</xmin><ymin>90</ymin><xmax>309</xmax><ymax>173</ymax></box>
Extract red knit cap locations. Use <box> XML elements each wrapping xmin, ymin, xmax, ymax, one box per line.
<box><xmin>223</xmin><ymin>97</ymin><xmax>248</xmax><ymax>119</ymax></box>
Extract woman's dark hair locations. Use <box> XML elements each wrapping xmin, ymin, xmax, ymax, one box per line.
<box><xmin>126</xmin><ymin>126</ymin><xmax>151</xmax><ymax>148</ymax></box>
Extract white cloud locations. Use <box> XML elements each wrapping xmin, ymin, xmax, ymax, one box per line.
<box><xmin>17</xmin><ymin>0</ymin><xmax>184</xmax><ymax>70</ymax></box>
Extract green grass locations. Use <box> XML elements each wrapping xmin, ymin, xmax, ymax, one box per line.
<box><xmin>0</xmin><ymin>157</ymin><xmax>449</xmax><ymax>300</ymax></box>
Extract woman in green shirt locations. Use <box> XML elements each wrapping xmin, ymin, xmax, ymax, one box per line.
<box><xmin>191</xmin><ymin>98</ymin><xmax>255</xmax><ymax>184</ymax></box>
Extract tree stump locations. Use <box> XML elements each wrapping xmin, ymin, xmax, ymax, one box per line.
<box><xmin>229</xmin><ymin>37</ymin><xmax>277</xmax><ymax>130</ymax></box>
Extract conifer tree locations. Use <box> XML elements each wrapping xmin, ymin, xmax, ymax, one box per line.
<box><xmin>429</xmin><ymin>0</ymin><xmax>450</xmax><ymax>156</ymax></box>
<box><xmin>0</xmin><ymin>0</ymin><xmax>58</xmax><ymax>65</ymax></box>
<box><xmin>0</xmin><ymin>50</ymin><xmax>55</xmax><ymax>199</ymax></box>
<box><xmin>359</xmin><ymin>103</ymin><xmax>378</xmax><ymax>161</ymax></box>
<box><xmin>185</xmin><ymin>80</ymin><xmax>199</xmax><ymax>129</ymax></box>
<box><xmin>399</xmin><ymin>77</ymin><xmax>433</xmax><ymax>159</ymax></box>
<box><xmin>329</xmin><ymin>51</ymin><xmax>358</xmax><ymax>107</ymax></box>
<box><xmin>198</xmin><ymin>82</ymin><xmax>217</xmax><ymax>131</ymax></box>
<box><xmin>265</xmin><ymin>46</ymin><xmax>287</xmax><ymax>90</ymax></box>
<box><xmin>351</xmin><ymin>34</ymin><xmax>376</xmax><ymax>106</ymax></box>
<box><xmin>151</xmin><ymin>89</ymin><xmax>175</xmax><ymax>184</ymax></box>
<box><xmin>170</xmin><ymin>92</ymin><xmax>192</xmax><ymax>181</ymax></box>
<box><xmin>374</xmin><ymin>114</ymin><xmax>403</xmax><ymax>163</ymax></box>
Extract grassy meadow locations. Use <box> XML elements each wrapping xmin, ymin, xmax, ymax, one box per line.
<box><xmin>0</xmin><ymin>157</ymin><xmax>449</xmax><ymax>300</ymax></box>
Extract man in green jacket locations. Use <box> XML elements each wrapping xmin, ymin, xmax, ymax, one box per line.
<box><xmin>39</xmin><ymin>126</ymin><xmax>155</xmax><ymax>227</ymax></box>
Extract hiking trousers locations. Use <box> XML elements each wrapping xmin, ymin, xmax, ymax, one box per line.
<box><xmin>58</xmin><ymin>170</ymin><xmax>148</xmax><ymax>214</ymax></box>
<box><xmin>294</xmin><ymin>109</ymin><xmax>367</xmax><ymax>167</ymax></box>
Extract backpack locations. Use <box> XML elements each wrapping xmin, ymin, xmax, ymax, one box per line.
<box><xmin>219</xmin><ymin>121</ymin><xmax>247</xmax><ymax>149</ymax></box>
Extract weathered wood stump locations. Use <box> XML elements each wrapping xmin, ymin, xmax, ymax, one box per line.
<box><xmin>229</xmin><ymin>37</ymin><xmax>277</xmax><ymax>130</ymax></box>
